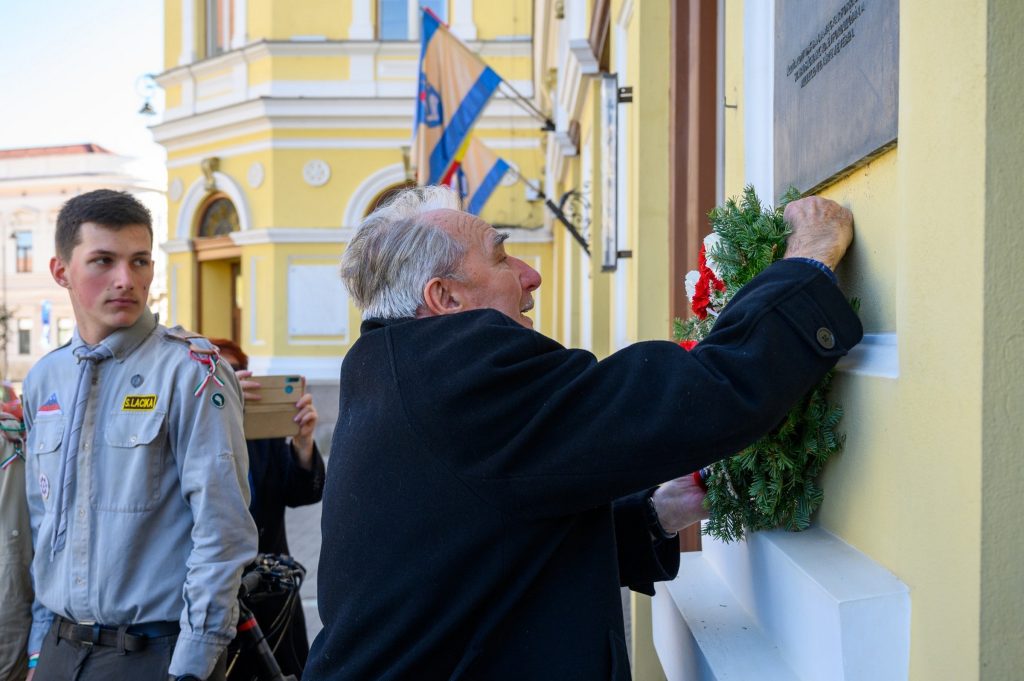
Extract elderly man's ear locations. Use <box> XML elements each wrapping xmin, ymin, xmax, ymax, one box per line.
<box><xmin>421</xmin><ymin>277</ymin><xmax>463</xmax><ymax>318</ymax></box>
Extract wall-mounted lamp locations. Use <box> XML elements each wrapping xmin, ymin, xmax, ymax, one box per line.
<box><xmin>135</xmin><ymin>74</ymin><xmax>159</xmax><ymax>117</ymax></box>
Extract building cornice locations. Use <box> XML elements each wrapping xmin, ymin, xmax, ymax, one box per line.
<box><xmin>152</xmin><ymin>97</ymin><xmax>544</xmax><ymax>150</ymax></box>
<box><xmin>229</xmin><ymin>228</ymin><xmax>354</xmax><ymax>245</ymax></box>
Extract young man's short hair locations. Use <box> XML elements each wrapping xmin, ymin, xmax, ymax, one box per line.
<box><xmin>55</xmin><ymin>189</ymin><xmax>153</xmax><ymax>262</ymax></box>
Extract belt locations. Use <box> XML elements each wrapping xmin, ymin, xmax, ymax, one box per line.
<box><xmin>55</xmin><ymin>616</ymin><xmax>180</xmax><ymax>652</ymax></box>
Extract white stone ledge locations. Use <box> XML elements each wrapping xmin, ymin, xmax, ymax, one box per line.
<box><xmin>653</xmin><ymin>526</ymin><xmax>910</xmax><ymax>681</ymax></box>
<box><xmin>836</xmin><ymin>332</ymin><xmax>898</xmax><ymax>379</ymax></box>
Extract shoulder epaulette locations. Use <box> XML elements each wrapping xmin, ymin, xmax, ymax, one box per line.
<box><xmin>163</xmin><ymin>326</ymin><xmax>217</xmax><ymax>355</ymax></box>
<box><xmin>162</xmin><ymin>327</ymin><xmax>228</xmax><ymax>396</ymax></box>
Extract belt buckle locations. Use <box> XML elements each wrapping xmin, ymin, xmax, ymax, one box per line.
<box><xmin>78</xmin><ymin>620</ymin><xmax>99</xmax><ymax>646</ymax></box>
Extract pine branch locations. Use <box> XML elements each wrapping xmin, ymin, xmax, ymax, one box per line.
<box><xmin>673</xmin><ymin>185</ymin><xmax>854</xmax><ymax>542</ymax></box>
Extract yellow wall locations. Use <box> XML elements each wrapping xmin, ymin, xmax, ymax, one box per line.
<box><xmin>165</xmin><ymin>0</ymin><xmax>182</xmax><ymax>70</ymax></box>
<box><xmin>720</xmin><ymin>1</ymin><xmax>1016</xmax><ymax>678</ymax></box>
<box><xmin>628</xmin><ymin>1</ymin><xmax>671</xmax><ymax>343</ymax></box>
<box><xmin>475</xmin><ymin>0</ymin><xmax>532</xmax><ymax>40</ymax></box>
<box><xmin>980</xmin><ymin>1</ymin><xmax>1024</xmax><ymax>676</ymax></box>
<box><xmin>250</xmin><ymin>0</ymin><xmax>350</xmax><ymax>40</ymax></box>
<box><xmin>248</xmin><ymin>55</ymin><xmax>351</xmax><ymax>85</ymax></box>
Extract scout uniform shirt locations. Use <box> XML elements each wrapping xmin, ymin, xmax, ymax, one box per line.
<box><xmin>0</xmin><ymin>416</ymin><xmax>31</xmax><ymax>680</ymax></box>
<box><xmin>22</xmin><ymin>309</ymin><xmax>257</xmax><ymax>679</ymax></box>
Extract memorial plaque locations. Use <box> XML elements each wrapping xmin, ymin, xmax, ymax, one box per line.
<box><xmin>774</xmin><ymin>0</ymin><xmax>898</xmax><ymax>200</ymax></box>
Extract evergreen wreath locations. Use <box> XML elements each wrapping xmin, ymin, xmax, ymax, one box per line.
<box><xmin>673</xmin><ymin>185</ymin><xmax>855</xmax><ymax>542</ymax></box>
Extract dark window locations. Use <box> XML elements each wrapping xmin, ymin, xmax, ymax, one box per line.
<box><xmin>14</xmin><ymin>231</ymin><xmax>32</xmax><ymax>273</ymax></box>
<box><xmin>17</xmin><ymin>328</ymin><xmax>30</xmax><ymax>355</ymax></box>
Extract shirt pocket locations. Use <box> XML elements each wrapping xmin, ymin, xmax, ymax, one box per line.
<box><xmin>93</xmin><ymin>410</ymin><xmax>167</xmax><ymax>513</ymax></box>
<box><xmin>28</xmin><ymin>418</ymin><xmax>64</xmax><ymax>514</ymax></box>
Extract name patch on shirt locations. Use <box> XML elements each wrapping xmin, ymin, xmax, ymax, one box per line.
<box><xmin>122</xmin><ymin>394</ymin><xmax>157</xmax><ymax>411</ymax></box>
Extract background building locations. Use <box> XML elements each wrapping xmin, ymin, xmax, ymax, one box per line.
<box><xmin>0</xmin><ymin>144</ymin><xmax>166</xmax><ymax>385</ymax></box>
<box><xmin>153</xmin><ymin>0</ymin><xmax>550</xmax><ymax>443</ymax></box>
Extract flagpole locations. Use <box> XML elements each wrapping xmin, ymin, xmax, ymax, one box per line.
<box><xmin>498</xmin><ymin>82</ymin><xmax>556</xmax><ymax>131</ymax></box>
<box><xmin>506</xmin><ymin>166</ymin><xmax>590</xmax><ymax>255</ymax></box>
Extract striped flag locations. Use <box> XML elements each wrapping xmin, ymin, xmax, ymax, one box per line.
<box><xmin>413</xmin><ymin>8</ymin><xmax>502</xmax><ymax>185</ymax></box>
<box><xmin>450</xmin><ymin>135</ymin><xmax>512</xmax><ymax>215</ymax></box>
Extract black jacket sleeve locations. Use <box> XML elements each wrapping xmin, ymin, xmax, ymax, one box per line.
<box><xmin>392</xmin><ymin>259</ymin><xmax>863</xmax><ymax>519</ymax></box>
<box><xmin>282</xmin><ymin>441</ymin><xmax>326</xmax><ymax>508</ymax></box>
<box><xmin>613</xmin><ymin>490</ymin><xmax>680</xmax><ymax>595</ymax></box>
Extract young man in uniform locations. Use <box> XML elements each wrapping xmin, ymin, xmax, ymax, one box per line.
<box><xmin>22</xmin><ymin>190</ymin><xmax>257</xmax><ymax>681</ymax></box>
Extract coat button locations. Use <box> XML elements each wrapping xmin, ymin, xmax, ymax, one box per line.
<box><xmin>816</xmin><ymin>327</ymin><xmax>836</xmax><ymax>350</ymax></box>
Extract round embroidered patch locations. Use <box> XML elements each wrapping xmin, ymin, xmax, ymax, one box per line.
<box><xmin>211</xmin><ymin>392</ymin><xmax>225</xmax><ymax>409</ymax></box>
<box><xmin>39</xmin><ymin>474</ymin><xmax>49</xmax><ymax>500</ymax></box>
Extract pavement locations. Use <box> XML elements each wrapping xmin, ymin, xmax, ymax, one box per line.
<box><xmin>284</xmin><ymin>488</ymin><xmax>325</xmax><ymax>645</ymax></box>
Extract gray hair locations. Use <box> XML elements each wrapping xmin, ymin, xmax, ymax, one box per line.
<box><xmin>341</xmin><ymin>185</ymin><xmax>467</xmax><ymax>319</ymax></box>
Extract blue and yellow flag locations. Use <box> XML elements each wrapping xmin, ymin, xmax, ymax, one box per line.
<box><xmin>413</xmin><ymin>9</ymin><xmax>502</xmax><ymax>185</ymax></box>
<box><xmin>449</xmin><ymin>135</ymin><xmax>512</xmax><ymax>215</ymax></box>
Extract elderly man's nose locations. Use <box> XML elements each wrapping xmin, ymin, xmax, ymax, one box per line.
<box><xmin>515</xmin><ymin>257</ymin><xmax>542</xmax><ymax>291</ymax></box>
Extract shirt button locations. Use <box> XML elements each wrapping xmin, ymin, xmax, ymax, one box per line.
<box><xmin>816</xmin><ymin>327</ymin><xmax>836</xmax><ymax>350</ymax></box>
<box><xmin>83</xmin><ymin>442</ymin><xmax>90</xmax><ymax>451</ymax></box>
<box><xmin>128</xmin><ymin>435</ymin><xmax>137</xmax><ymax>445</ymax></box>
<box><xmin>75</xmin><ymin>577</ymin><xmax>84</xmax><ymax>586</ymax></box>
<box><xmin>78</xmin><ymin>508</ymin><xmax>86</xmax><ymax>519</ymax></box>
<box><xmin>11</xmin><ymin>529</ymin><xmax>18</xmax><ymax>537</ymax></box>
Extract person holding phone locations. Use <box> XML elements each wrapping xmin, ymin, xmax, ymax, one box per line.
<box><xmin>209</xmin><ymin>338</ymin><xmax>323</xmax><ymax>679</ymax></box>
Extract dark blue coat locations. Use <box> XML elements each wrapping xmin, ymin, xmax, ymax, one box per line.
<box><xmin>306</xmin><ymin>260</ymin><xmax>862</xmax><ymax>681</ymax></box>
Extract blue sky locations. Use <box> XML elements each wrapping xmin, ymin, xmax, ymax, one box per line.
<box><xmin>0</xmin><ymin>0</ymin><xmax>166</xmax><ymax>171</ymax></box>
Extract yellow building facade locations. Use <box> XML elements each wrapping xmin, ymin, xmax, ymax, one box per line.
<box><xmin>154</xmin><ymin>0</ymin><xmax>550</xmax><ymax>403</ymax></box>
<box><xmin>158</xmin><ymin>1</ymin><xmax>1024</xmax><ymax>679</ymax></box>
<box><xmin>540</xmin><ymin>1</ymin><xmax>1024</xmax><ymax>680</ymax></box>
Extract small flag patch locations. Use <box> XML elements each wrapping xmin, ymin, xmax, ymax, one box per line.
<box><xmin>37</xmin><ymin>393</ymin><xmax>62</xmax><ymax>418</ymax></box>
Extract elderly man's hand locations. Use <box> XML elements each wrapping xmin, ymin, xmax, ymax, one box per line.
<box><xmin>783</xmin><ymin>196</ymin><xmax>854</xmax><ymax>271</ymax></box>
<box><xmin>652</xmin><ymin>475</ymin><xmax>709</xmax><ymax>534</ymax></box>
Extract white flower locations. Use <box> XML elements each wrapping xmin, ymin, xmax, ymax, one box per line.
<box><xmin>703</xmin><ymin>233</ymin><xmax>724</xmax><ymax>279</ymax></box>
<box><xmin>684</xmin><ymin>270</ymin><xmax>700</xmax><ymax>303</ymax></box>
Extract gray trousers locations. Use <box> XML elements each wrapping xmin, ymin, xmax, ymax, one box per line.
<box><xmin>33</xmin><ymin>620</ymin><xmax>226</xmax><ymax>681</ymax></box>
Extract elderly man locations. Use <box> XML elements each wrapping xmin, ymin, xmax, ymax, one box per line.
<box><xmin>305</xmin><ymin>186</ymin><xmax>862</xmax><ymax>680</ymax></box>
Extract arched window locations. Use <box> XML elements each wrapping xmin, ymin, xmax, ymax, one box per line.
<box><xmin>197</xmin><ymin>195</ymin><xmax>240</xmax><ymax>237</ymax></box>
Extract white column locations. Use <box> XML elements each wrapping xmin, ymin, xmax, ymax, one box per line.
<box><xmin>349</xmin><ymin>0</ymin><xmax>375</xmax><ymax>39</ymax></box>
<box><xmin>180</xmin><ymin>0</ymin><xmax>197</xmax><ymax>65</ymax></box>
<box><xmin>743</xmin><ymin>0</ymin><xmax>775</xmax><ymax>201</ymax></box>
<box><xmin>231</xmin><ymin>0</ymin><xmax>247</xmax><ymax>49</ymax></box>
<box><xmin>450</xmin><ymin>0</ymin><xmax>478</xmax><ymax>41</ymax></box>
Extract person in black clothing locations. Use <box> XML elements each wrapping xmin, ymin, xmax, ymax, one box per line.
<box><xmin>211</xmin><ymin>339</ymin><xmax>324</xmax><ymax>680</ymax></box>
<box><xmin>305</xmin><ymin>186</ymin><xmax>861</xmax><ymax>680</ymax></box>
